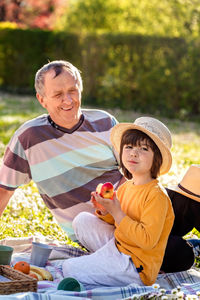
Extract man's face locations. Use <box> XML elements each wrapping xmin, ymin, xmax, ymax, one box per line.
<box><xmin>37</xmin><ymin>68</ymin><xmax>82</xmax><ymax>129</ymax></box>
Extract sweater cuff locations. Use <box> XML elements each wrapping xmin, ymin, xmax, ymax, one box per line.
<box><xmin>95</xmin><ymin>210</ymin><xmax>114</xmax><ymax>224</ymax></box>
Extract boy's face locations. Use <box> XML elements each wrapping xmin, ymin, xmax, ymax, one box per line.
<box><xmin>122</xmin><ymin>141</ymin><xmax>154</xmax><ymax>183</ymax></box>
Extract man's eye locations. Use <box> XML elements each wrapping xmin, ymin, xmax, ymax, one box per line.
<box><xmin>69</xmin><ymin>89</ymin><xmax>76</xmax><ymax>93</ymax></box>
<box><xmin>54</xmin><ymin>94</ymin><xmax>61</xmax><ymax>98</ymax></box>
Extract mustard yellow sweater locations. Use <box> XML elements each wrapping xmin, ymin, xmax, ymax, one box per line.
<box><xmin>97</xmin><ymin>179</ymin><xmax>174</xmax><ymax>286</ymax></box>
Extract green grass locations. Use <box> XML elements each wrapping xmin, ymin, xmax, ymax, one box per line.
<box><xmin>0</xmin><ymin>92</ymin><xmax>200</xmax><ymax>258</ymax></box>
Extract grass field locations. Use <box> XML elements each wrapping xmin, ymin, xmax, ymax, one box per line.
<box><xmin>0</xmin><ymin>92</ymin><xmax>200</xmax><ymax>253</ymax></box>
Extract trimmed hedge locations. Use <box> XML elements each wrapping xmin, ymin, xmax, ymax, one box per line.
<box><xmin>0</xmin><ymin>29</ymin><xmax>81</xmax><ymax>93</ymax></box>
<box><xmin>0</xmin><ymin>28</ymin><xmax>200</xmax><ymax>118</ymax></box>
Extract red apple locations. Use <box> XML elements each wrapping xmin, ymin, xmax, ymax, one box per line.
<box><xmin>91</xmin><ymin>182</ymin><xmax>114</xmax><ymax>212</ymax></box>
<box><xmin>96</xmin><ymin>182</ymin><xmax>114</xmax><ymax>199</ymax></box>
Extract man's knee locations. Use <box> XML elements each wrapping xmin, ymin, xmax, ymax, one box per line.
<box><xmin>62</xmin><ymin>258</ymin><xmax>76</xmax><ymax>277</ymax></box>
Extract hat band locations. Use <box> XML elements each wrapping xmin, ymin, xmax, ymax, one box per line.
<box><xmin>178</xmin><ymin>184</ymin><xmax>200</xmax><ymax>198</ymax></box>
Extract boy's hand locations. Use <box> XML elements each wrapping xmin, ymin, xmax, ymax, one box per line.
<box><xmin>91</xmin><ymin>191</ymin><xmax>126</xmax><ymax>224</ymax></box>
<box><xmin>90</xmin><ymin>192</ymin><xmax>108</xmax><ymax>215</ymax></box>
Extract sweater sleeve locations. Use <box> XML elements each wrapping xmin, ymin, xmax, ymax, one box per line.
<box><xmin>115</xmin><ymin>192</ymin><xmax>171</xmax><ymax>250</ymax></box>
<box><xmin>0</xmin><ymin>134</ymin><xmax>32</xmax><ymax>190</ymax></box>
<box><xmin>95</xmin><ymin>210</ymin><xmax>115</xmax><ymax>225</ymax></box>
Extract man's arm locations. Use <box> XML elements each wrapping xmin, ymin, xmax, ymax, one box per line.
<box><xmin>116</xmin><ymin>176</ymin><xmax>126</xmax><ymax>188</ymax></box>
<box><xmin>0</xmin><ymin>187</ymin><xmax>14</xmax><ymax>217</ymax></box>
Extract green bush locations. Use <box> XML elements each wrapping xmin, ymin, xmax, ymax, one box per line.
<box><xmin>0</xmin><ymin>28</ymin><xmax>81</xmax><ymax>93</ymax></box>
<box><xmin>0</xmin><ymin>28</ymin><xmax>200</xmax><ymax>119</ymax></box>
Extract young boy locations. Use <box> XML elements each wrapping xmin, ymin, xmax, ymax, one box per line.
<box><xmin>62</xmin><ymin>117</ymin><xmax>174</xmax><ymax>289</ymax></box>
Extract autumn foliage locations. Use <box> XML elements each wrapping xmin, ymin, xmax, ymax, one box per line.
<box><xmin>0</xmin><ymin>0</ymin><xmax>67</xmax><ymax>29</ymax></box>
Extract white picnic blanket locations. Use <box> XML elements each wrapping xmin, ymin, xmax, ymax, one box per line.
<box><xmin>0</xmin><ymin>237</ymin><xmax>200</xmax><ymax>299</ymax></box>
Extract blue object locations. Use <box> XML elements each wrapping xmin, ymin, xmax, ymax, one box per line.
<box><xmin>187</xmin><ymin>239</ymin><xmax>200</xmax><ymax>257</ymax></box>
<box><xmin>187</xmin><ymin>239</ymin><xmax>200</xmax><ymax>248</ymax></box>
<box><xmin>30</xmin><ymin>242</ymin><xmax>52</xmax><ymax>267</ymax></box>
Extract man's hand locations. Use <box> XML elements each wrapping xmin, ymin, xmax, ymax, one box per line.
<box><xmin>0</xmin><ymin>188</ymin><xmax>14</xmax><ymax>217</ymax></box>
<box><xmin>91</xmin><ymin>191</ymin><xmax>125</xmax><ymax>224</ymax></box>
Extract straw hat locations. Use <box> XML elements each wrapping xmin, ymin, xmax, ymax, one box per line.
<box><xmin>168</xmin><ymin>164</ymin><xmax>200</xmax><ymax>202</ymax></box>
<box><xmin>110</xmin><ymin>116</ymin><xmax>172</xmax><ymax>175</ymax></box>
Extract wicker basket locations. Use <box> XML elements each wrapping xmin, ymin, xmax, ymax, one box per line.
<box><xmin>0</xmin><ymin>265</ymin><xmax>37</xmax><ymax>294</ymax></box>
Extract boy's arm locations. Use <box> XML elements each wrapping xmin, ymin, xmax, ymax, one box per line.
<box><xmin>115</xmin><ymin>176</ymin><xmax>126</xmax><ymax>189</ymax></box>
<box><xmin>0</xmin><ymin>187</ymin><xmax>14</xmax><ymax>217</ymax></box>
<box><xmin>115</xmin><ymin>193</ymin><xmax>174</xmax><ymax>250</ymax></box>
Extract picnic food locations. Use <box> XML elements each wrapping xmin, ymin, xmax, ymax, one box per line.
<box><xmin>92</xmin><ymin>182</ymin><xmax>114</xmax><ymax>211</ymax></box>
<box><xmin>30</xmin><ymin>265</ymin><xmax>53</xmax><ymax>281</ymax></box>
<box><xmin>28</xmin><ymin>270</ymin><xmax>43</xmax><ymax>281</ymax></box>
<box><xmin>13</xmin><ymin>261</ymin><xmax>53</xmax><ymax>281</ymax></box>
<box><xmin>28</xmin><ymin>272</ymin><xmax>39</xmax><ymax>280</ymax></box>
<box><xmin>96</xmin><ymin>182</ymin><xmax>114</xmax><ymax>199</ymax></box>
<box><xmin>14</xmin><ymin>261</ymin><xmax>30</xmax><ymax>274</ymax></box>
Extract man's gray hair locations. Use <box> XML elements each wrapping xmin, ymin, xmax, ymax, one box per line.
<box><xmin>35</xmin><ymin>60</ymin><xmax>83</xmax><ymax>96</ymax></box>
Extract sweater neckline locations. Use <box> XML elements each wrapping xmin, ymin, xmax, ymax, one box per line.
<box><xmin>130</xmin><ymin>179</ymin><xmax>158</xmax><ymax>189</ymax></box>
<box><xmin>47</xmin><ymin>114</ymin><xmax>84</xmax><ymax>134</ymax></box>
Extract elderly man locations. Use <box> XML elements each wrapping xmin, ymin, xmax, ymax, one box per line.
<box><xmin>0</xmin><ymin>60</ymin><xmax>123</xmax><ymax>240</ymax></box>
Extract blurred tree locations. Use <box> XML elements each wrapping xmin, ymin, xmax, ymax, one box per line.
<box><xmin>58</xmin><ymin>0</ymin><xmax>123</xmax><ymax>33</ymax></box>
<box><xmin>59</xmin><ymin>0</ymin><xmax>200</xmax><ymax>38</ymax></box>
<box><xmin>0</xmin><ymin>0</ymin><xmax>68</xmax><ymax>30</ymax></box>
<box><xmin>0</xmin><ymin>0</ymin><xmax>21</xmax><ymax>23</ymax></box>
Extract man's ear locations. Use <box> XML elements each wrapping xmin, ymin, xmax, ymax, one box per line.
<box><xmin>36</xmin><ymin>92</ymin><xmax>46</xmax><ymax>108</ymax></box>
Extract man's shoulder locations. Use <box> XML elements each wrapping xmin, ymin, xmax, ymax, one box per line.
<box><xmin>15</xmin><ymin>114</ymin><xmax>49</xmax><ymax>136</ymax></box>
<box><xmin>82</xmin><ymin>108</ymin><xmax>116</xmax><ymax>119</ymax></box>
<box><xmin>82</xmin><ymin>108</ymin><xmax>118</xmax><ymax>124</ymax></box>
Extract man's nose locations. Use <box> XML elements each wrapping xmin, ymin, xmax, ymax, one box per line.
<box><xmin>62</xmin><ymin>94</ymin><xmax>72</xmax><ymax>104</ymax></box>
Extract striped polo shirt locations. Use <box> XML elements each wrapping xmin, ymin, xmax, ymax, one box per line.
<box><xmin>0</xmin><ymin>109</ymin><xmax>122</xmax><ymax>239</ymax></box>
